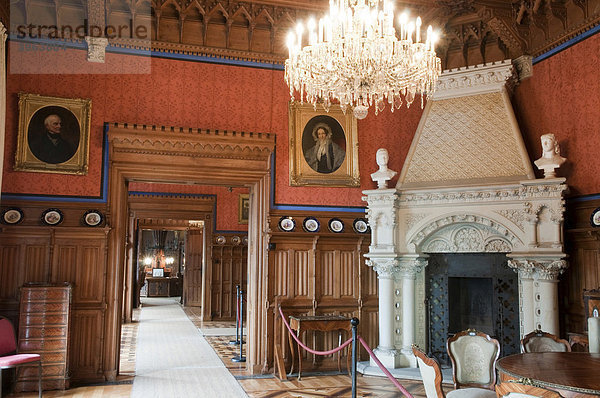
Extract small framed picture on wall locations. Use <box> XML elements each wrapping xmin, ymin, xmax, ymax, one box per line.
<box><xmin>14</xmin><ymin>93</ymin><xmax>91</xmax><ymax>175</ymax></box>
<box><xmin>288</xmin><ymin>101</ymin><xmax>359</xmax><ymax>187</ymax></box>
<box><xmin>239</xmin><ymin>194</ymin><xmax>249</xmax><ymax>224</ymax></box>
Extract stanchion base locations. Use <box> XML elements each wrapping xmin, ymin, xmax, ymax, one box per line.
<box><xmin>229</xmin><ymin>340</ymin><xmax>245</xmax><ymax>345</ymax></box>
<box><xmin>232</xmin><ymin>356</ymin><xmax>246</xmax><ymax>363</ymax></box>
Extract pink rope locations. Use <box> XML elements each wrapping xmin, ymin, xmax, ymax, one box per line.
<box><xmin>357</xmin><ymin>336</ymin><xmax>413</xmax><ymax>398</ymax></box>
<box><xmin>279</xmin><ymin>306</ymin><xmax>352</xmax><ymax>356</ymax></box>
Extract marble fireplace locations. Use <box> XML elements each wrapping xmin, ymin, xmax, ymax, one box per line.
<box><xmin>362</xmin><ymin>60</ymin><xmax>568</xmax><ymax>369</ymax></box>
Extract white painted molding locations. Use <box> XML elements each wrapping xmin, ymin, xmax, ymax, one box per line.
<box><xmin>433</xmin><ymin>60</ymin><xmax>515</xmax><ymax>100</ymax></box>
<box><xmin>86</xmin><ymin>36</ymin><xmax>109</xmax><ymax>63</ymax></box>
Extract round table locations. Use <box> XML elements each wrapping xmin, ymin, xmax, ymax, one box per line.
<box><xmin>496</xmin><ymin>352</ymin><xmax>600</xmax><ymax>397</ymax></box>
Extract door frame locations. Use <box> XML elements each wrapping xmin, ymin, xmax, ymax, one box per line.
<box><xmin>104</xmin><ymin>123</ymin><xmax>275</xmax><ymax>379</ymax></box>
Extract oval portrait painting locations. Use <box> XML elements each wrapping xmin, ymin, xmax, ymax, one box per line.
<box><xmin>27</xmin><ymin>106</ymin><xmax>80</xmax><ymax>164</ymax></box>
<box><xmin>301</xmin><ymin>115</ymin><xmax>346</xmax><ymax>174</ymax></box>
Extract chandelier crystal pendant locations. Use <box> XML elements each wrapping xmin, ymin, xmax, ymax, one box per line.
<box><xmin>284</xmin><ymin>0</ymin><xmax>442</xmax><ymax>119</ymax></box>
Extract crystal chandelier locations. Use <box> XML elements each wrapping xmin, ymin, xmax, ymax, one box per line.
<box><xmin>284</xmin><ymin>0</ymin><xmax>442</xmax><ymax>119</ymax></box>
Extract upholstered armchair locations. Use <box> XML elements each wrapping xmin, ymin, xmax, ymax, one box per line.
<box><xmin>447</xmin><ymin>329</ymin><xmax>500</xmax><ymax>392</ymax></box>
<box><xmin>413</xmin><ymin>345</ymin><xmax>497</xmax><ymax>398</ymax></box>
<box><xmin>520</xmin><ymin>330</ymin><xmax>570</xmax><ymax>353</ymax></box>
<box><xmin>496</xmin><ymin>379</ymin><xmax>563</xmax><ymax>397</ymax></box>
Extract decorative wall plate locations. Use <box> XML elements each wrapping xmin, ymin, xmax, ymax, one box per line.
<box><xmin>242</xmin><ymin>236</ymin><xmax>248</xmax><ymax>245</ymax></box>
<box><xmin>2</xmin><ymin>208</ymin><xmax>24</xmax><ymax>225</ymax></box>
<box><xmin>302</xmin><ymin>217</ymin><xmax>320</xmax><ymax>233</ymax></box>
<box><xmin>278</xmin><ymin>217</ymin><xmax>296</xmax><ymax>232</ymax></box>
<box><xmin>83</xmin><ymin>210</ymin><xmax>103</xmax><ymax>227</ymax></box>
<box><xmin>231</xmin><ymin>236</ymin><xmax>241</xmax><ymax>245</ymax></box>
<box><xmin>591</xmin><ymin>207</ymin><xmax>600</xmax><ymax>227</ymax></box>
<box><xmin>353</xmin><ymin>218</ymin><xmax>369</xmax><ymax>234</ymax></box>
<box><xmin>42</xmin><ymin>208</ymin><xmax>63</xmax><ymax>226</ymax></box>
<box><xmin>216</xmin><ymin>235</ymin><xmax>226</xmax><ymax>245</ymax></box>
<box><xmin>328</xmin><ymin>218</ymin><xmax>344</xmax><ymax>233</ymax></box>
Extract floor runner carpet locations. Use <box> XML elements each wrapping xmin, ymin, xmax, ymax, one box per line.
<box><xmin>131</xmin><ymin>297</ymin><xmax>248</xmax><ymax>398</ymax></box>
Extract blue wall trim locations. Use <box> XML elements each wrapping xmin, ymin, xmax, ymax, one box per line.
<box><xmin>533</xmin><ymin>25</ymin><xmax>600</xmax><ymax>64</ymax></box>
<box><xmin>568</xmin><ymin>193</ymin><xmax>600</xmax><ymax>203</ymax></box>
<box><xmin>1</xmin><ymin>127</ymin><xmax>110</xmax><ymax>203</ymax></box>
<box><xmin>272</xmin><ymin>204</ymin><xmax>366</xmax><ymax>213</ymax></box>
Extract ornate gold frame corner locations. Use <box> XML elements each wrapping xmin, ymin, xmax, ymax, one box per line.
<box><xmin>238</xmin><ymin>193</ymin><xmax>249</xmax><ymax>224</ymax></box>
<box><xmin>288</xmin><ymin>102</ymin><xmax>359</xmax><ymax>187</ymax></box>
<box><xmin>15</xmin><ymin>93</ymin><xmax>91</xmax><ymax>175</ymax></box>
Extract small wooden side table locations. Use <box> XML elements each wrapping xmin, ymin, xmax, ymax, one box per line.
<box><xmin>287</xmin><ymin>315</ymin><xmax>352</xmax><ymax>380</ymax></box>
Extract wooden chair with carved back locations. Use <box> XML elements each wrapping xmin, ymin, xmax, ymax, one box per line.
<box><xmin>446</xmin><ymin>329</ymin><xmax>499</xmax><ymax>397</ymax></box>
<box><xmin>414</xmin><ymin>345</ymin><xmax>497</xmax><ymax>398</ymax></box>
<box><xmin>520</xmin><ymin>330</ymin><xmax>570</xmax><ymax>353</ymax></box>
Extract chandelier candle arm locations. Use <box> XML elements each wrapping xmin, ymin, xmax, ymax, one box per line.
<box><xmin>284</xmin><ymin>0</ymin><xmax>441</xmax><ymax>119</ymax></box>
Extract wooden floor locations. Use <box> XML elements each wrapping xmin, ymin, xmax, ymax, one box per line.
<box><xmin>6</xmin><ymin>304</ymin><xmax>454</xmax><ymax>398</ymax></box>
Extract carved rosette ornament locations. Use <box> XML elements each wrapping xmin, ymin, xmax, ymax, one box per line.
<box><xmin>366</xmin><ymin>258</ymin><xmax>399</xmax><ymax>279</ymax></box>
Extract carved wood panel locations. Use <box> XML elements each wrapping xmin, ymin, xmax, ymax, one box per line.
<box><xmin>211</xmin><ymin>233</ymin><xmax>248</xmax><ymax>320</ymax></box>
<box><xmin>0</xmin><ymin>203</ymin><xmax>109</xmax><ymax>384</ymax></box>
<box><xmin>267</xmin><ymin>210</ymin><xmax>373</xmax><ymax>371</ymax></box>
<box><xmin>563</xmin><ymin>198</ymin><xmax>600</xmax><ymax>335</ymax></box>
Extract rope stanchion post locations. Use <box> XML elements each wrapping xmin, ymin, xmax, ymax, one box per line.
<box><xmin>351</xmin><ymin>317</ymin><xmax>359</xmax><ymax>398</ymax></box>
<box><xmin>229</xmin><ymin>285</ymin><xmax>240</xmax><ymax>345</ymax></box>
<box><xmin>232</xmin><ymin>288</ymin><xmax>246</xmax><ymax>363</ymax></box>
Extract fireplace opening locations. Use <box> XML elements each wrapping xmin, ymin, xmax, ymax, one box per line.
<box><xmin>448</xmin><ymin>277</ymin><xmax>494</xmax><ymax>336</ymax></box>
<box><xmin>426</xmin><ymin>253</ymin><xmax>519</xmax><ymax>366</ymax></box>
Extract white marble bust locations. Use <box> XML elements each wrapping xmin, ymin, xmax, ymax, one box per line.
<box><xmin>534</xmin><ymin>133</ymin><xmax>566</xmax><ymax>178</ymax></box>
<box><xmin>370</xmin><ymin>148</ymin><xmax>397</xmax><ymax>189</ymax></box>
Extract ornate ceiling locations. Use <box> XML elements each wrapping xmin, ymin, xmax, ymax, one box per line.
<box><xmin>6</xmin><ymin>0</ymin><xmax>600</xmax><ymax>68</ymax></box>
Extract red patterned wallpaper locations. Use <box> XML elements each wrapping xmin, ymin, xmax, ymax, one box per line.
<box><xmin>3</xmin><ymin>33</ymin><xmax>600</xmax><ymax>207</ymax></box>
<box><xmin>2</xmin><ymin>49</ymin><xmax>421</xmax><ymax>206</ymax></box>
<box><xmin>513</xmin><ymin>33</ymin><xmax>600</xmax><ymax>196</ymax></box>
<box><xmin>129</xmin><ymin>182</ymin><xmax>249</xmax><ymax>232</ymax></box>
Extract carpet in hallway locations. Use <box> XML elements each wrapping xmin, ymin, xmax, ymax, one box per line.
<box><xmin>131</xmin><ymin>297</ymin><xmax>248</xmax><ymax>398</ymax></box>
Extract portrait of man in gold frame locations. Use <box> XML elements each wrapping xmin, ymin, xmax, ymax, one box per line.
<box><xmin>15</xmin><ymin>93</ymin><xmax>91</xmax><ymax>175</ymax></box>
<box><xmin>239</xmin><ymin>194</ymin><xmax>250</xmax><ymax>224</ymax></box>
<box><xmin>289</xmin><ymin>102</ymin><xmax>359</xmax><ymax>187</ymax></box>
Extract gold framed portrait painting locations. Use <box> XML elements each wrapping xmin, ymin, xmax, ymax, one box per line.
<box><xmin>289</xmin><ymin>102</ymin><xmax>359</xmax><ymax>187</ymax></box>
<box><xmin>15</xmin><ymin>93</ymin><xmax>91</xmax><ymax>175</ymax></box>
<box><xmin>239</xmin><ymin>194</ymin><xmax>250</xmax><ymax>224</ymax></box>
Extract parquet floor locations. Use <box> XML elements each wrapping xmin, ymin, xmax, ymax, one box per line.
<box><xmin>6</xmin><ymin>303</ymin><xmax>453</xmax><ymax>397</ymax></box>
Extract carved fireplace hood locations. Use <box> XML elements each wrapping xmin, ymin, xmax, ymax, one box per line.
<box><xmin>362</xmin><ymin>60</ymin><xmax>568</xmax><ymax>370</ymax></box>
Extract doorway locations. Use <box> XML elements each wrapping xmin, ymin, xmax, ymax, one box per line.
<box><xmin>105</xmin><ymin>123</ymin><xmax>275</xmax><ymax>379</ymax></box>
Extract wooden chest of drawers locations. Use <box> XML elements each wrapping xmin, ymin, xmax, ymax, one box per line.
<box><xmin>16</xmin><ymin>283</ymin><xmax>72</xmax><ymax>392</ymax></box>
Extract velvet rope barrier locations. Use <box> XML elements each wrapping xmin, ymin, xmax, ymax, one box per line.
<box><xmin>357</xmin><ymin>336</ymin><xmax>413</xmax><ymax>398</ymax></box>
<box><xmin>278</xmin><ymin>306</ymin><xmax>352</xmax><ymax>356</ymax></box>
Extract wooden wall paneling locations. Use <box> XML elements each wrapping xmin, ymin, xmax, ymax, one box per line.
<box><xmin>122</xmin><ymin>213</ymin><xmax>135</xmax><ymax>322</ymax></box>
<box><xmin>185</xmin><ymin>228</ymin><xmax>204</xmax><ymax>307</ymax></box>
<box><xmin>49</xmin><ymin>228</ymin><xmax>108</xmax><ymax>383</ymax></box>
<box><xmin>69</xmin><ymin>309</ymin><xmax>105</xmax><ymax>381</ymax></box>
<box><xmin>0</xmin><ymin>228</ymin><xmax>51</xmax><ymax>325</ymax></box>
<box><xmin>267</xmin><ymin>211</ymin><xmax>373</xmax><ymax>371</ymax></box>
<box><xmin>563</xmin><ymin>198</ymin><xmax>600</xmax><ymax>335</ymax></box>
<box><xmin>210</xmin><ymin>234</ymin><xmax>248</xmax><ymax>320</ymax></box>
